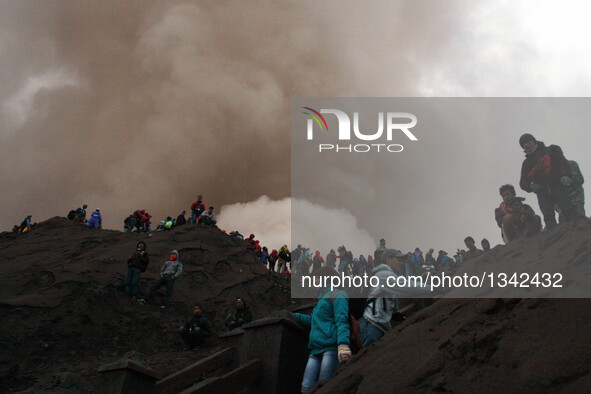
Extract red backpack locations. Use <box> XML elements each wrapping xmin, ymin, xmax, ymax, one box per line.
<box><xmin>330</xmin><ymin>291</ymin><xmax>364</xmax><ymax>354</ymax></box>
<box><xmin>527</xmin><ymin>154</ymin><xmax>551</xmax><ymax>183</ymax></box>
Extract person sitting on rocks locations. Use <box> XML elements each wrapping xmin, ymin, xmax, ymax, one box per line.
<box><xmin>495</xmin><ymin>184</ymin><xmax>541</xmax><ymax>242</ymax></box>
<box><xmin>88</xmin><ymin>209</ymin><xmax>102</xmax><ymax>229</ymax></box>
<box><xmin>200</xmin><ymin>206</ymin><xmax>217</xmax><ymax>226</ymax></box>
<box><xmin>19</xmin><ymin>215</ymin><xmax>32</xmax><ymax>234</ymax></box>
<box><xmin>75</xmin><ymin>204</ymin><xmax>88</xmax><ymax>223</ymax></box>
<box><xmin>461</xmin><ymin>236</ymin><xmax>484</xmax><ymax>262</ymax></box>
<box><xmin>176</xmin><ymin>210</ymin><xmax>187</xmax><ymax>226</ymax></box>
<box><xmin>179</xmin><ymin>304</ymin><xmax>211</xmax><ymax>350</ymax></box>
<box><xmin>224</xmin><ymin>297</ymin><xmax>252</xmax><ymax>330</ymax></box>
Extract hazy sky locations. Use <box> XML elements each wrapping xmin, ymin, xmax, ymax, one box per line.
<box><xmin>2</xmin><ymin>1</ymin><xmax>591</xmax><ymax>255</ymax></box>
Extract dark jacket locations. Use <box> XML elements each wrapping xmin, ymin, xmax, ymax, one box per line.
<box><xmin>128</xmin><ymin>243</ymin><xmax>149</xmax><ymax>272</ymax></box>
<box><xmin>176</xmin><ymin>213</ymin><xmax>186</xmax><ymax>226</ymax></box>
<box><xmin>185</xmin><ymin>316</ymin><xmax>212</xmax><ymax>337</ymax></box>
<box><xmin>233</xmin><ymin>307</ymin><xmax>252</xmax><ymax>327</ymax></box>
<box><xmin>520</xmin><ymin>141</ymin><xmax>571</xmax><ymax>192</ymax></box>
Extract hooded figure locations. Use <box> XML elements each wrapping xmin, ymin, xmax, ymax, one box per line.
<box><xmin>144</xmin><ymin>250</ymin><xmax>183</xmax><ymax>308</ymax></box>
<box><xmin>359</xmin><ymin>249</ymin><xmax>433</xmax><ymax>347</ymax></box>
<box><xmin>176</xmin><ymin>210</ymin><xmax>187</xmax><ymax>226</ymax></box>
<box><xmin>88</xmin><ymin>209</ymin><xmax>102</xmax><ymax>229</ymax></box>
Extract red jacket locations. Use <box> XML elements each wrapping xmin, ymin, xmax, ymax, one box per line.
<box><xmin>191</xmin><ymin>201</ymin><xmax>205</xmax><ymax>212</ymax></box>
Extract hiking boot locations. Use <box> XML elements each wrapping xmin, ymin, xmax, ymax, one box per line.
<box><xmin>137</xmin><ymin>298</ymin><xmax>146</xmax><ymax>305</ymax></box>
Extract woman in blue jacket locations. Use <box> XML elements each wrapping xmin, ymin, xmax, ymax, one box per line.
<box><xmin>293</xmin><ymin>268</ymin><xmax>352</xmax><ymax>392</ymax></box>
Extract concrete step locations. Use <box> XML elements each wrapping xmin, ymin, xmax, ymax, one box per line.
<box><xmin>154</xmin><ymin>347</ymin><xmax>236</xmax><ymax>394</ymax></box>
<box><xmin>179</xmin><ymin>358</ymin><xmax>262</xmax><ymax>394</ymax></box>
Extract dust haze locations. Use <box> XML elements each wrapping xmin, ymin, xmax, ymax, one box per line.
<box><xmin>2</xmin><ymin>1</ymin><xmax>590</xmax><ymax>254</ymax></box>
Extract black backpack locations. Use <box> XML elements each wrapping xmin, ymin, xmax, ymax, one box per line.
<box><xmin>67</xmin><ymin>210</ymin><xmax>76</xmax><ymax>220</ymax></box>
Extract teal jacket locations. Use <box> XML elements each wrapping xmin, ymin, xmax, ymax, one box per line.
<box><xmin>294</xmin><ymin>289</ymin><xmax>350</xmax><ymax>355</ymax></box>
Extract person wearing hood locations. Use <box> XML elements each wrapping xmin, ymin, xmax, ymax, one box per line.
<box><xmin>518</xmin><ymin>133</ymin><xmax>577</xmax><ymax>230</ymax></box>
<box><xmin>176</xmin><ymin>210</ymin><xmax>187</xmax><ymax>226</ymax></box>
<box><xmin>143</xmin><ymin>250</ymin><xmax>183</xmax><ymax>308</ymax></box>
<box><xmin>359</xmin><ymin>249</ymin><xmax>433</xmax><ymax>347</ymax></box>
<box><xmin>125</xmin><ymin>241</ymin><xmax>150</xmax><ymax>299</ymax></box>
<box><xmin>88</xmin><ymin>208</ymin><xmax>102</xmax><ymax>229</ymax></box>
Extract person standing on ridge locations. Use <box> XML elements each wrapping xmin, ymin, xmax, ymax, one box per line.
<box><xmin>143</xmin><ymin>250</ymin><xmax>182</xmax><ymax>309</ymax></box>
<box><xmin>125</xmin><ymin>241</ymin><xmax>150</xmax><ymax>300</ymax></box>
<box><xmin>518</xmin><ymin>133</ymin><xmax>577</xmax><ymax>230</ymax></box>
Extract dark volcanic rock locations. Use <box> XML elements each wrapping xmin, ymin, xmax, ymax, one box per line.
<box><xmin>0</xmin><ymin>217</ymin><xmax>296</xmax><ymax>392</ymax></box>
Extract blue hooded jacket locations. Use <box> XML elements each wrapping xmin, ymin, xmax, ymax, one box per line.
<box><xmin>294</xmin><ymin>289</ymin><xmax>350</xmax><ymax>355</ymax></box>
<box><xmin>88</xmin><ymin>210</ymin><xmax>102</xmax><ymax>229</ymax></box>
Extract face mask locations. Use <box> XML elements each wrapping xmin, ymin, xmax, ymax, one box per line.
<box><xmin>170</xmin><ymin>254</ymin><xmax>177</xmax><ymax>261</ymax></box>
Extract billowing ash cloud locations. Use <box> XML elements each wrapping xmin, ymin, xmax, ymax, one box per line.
<box><xmin>0</xmin><ymin>1</ymin><xmax>466</xmax><ymax>231</ymax></box>
<box><xmin>3</xmin><ymin>1</ymin><xmax>590</xmax><ymax>256</ymax></box>
<box><xmin>218</xmin><ymin>196</ymin><xmax>376</xmax><ymax>255</ymax></box>
<box><xmin>218</xmin><ymin>196</ymin><xmax>291</xmax><ymax>250</ymax></box>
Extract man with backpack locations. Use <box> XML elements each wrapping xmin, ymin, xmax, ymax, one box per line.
<box><xmin>360</xmin><ymin>249</ymin><xmax>432</xmax><ymax>347</ymax></box>
<box><xmin>75</xmin><ymin>204</ymin><xmax>88</xmax><ymax>222</ymax></box>
<box><xmin>19</xmin><ymin>215</ymin><xmax>32</xmax><ymax>233</ymax></box>
<box><xmin>277</xmin><ymin>245</ymin><xmax>291</xmax><ymax>274</ymax></box>
<box><xmin>190</xmin><ymin>195</ymin><xmax>206</xmax><ymax>224</ymax></box>
<box><xmin>518</xmin><ymin>134</ymin><xmax>578</xmax><ymax>230</ymax></box>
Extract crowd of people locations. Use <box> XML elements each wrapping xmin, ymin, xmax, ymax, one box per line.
<box><xmin>7</xmin><ymin>133</ymin><xmax>589</xmax><ymax>392</ymax></box>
